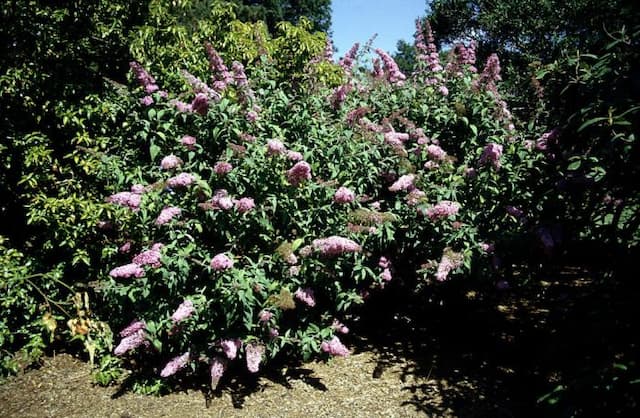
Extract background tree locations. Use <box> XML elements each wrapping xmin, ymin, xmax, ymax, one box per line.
<box><xmin>231</xmin><ymin>0</ymin><xmax>331</xmax><ymax>34</ymax></box>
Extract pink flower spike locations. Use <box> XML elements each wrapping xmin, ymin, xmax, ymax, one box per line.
<box><xmin>160</xmin><ymin>154</ymin><xmax>182</xmax><ymax>170</ymax></box>
<box><xmin>234</xmin><ymin>197</ymin><xmax>255</xmax><ymax>213</ymax></box>
<box><xmin>334</xmin><ymin>186</ymin><xmax>355</xmax><ymax>204</ymax></box>
<box><xmin>220</xmin><ymin>339</ymin><xmax>242</xmax><ymax>360</ymax></box>
<box><xmin>245</xmin><ymin>344</ymin><xmax>264</xmax><ymax>373</ymax></box>
<box><xmin>312</xmin><ymin>236</ymin><xmax>361</xmax><ymax>257</ymax></box>
<box><xmin>320</xmin><ymin>336</ymin><xmax>349</xmax><ymax>357</ymax></box>
<box><xmin>155</xmin><ymin>206</ymin><xmax>182</xmax><ymax>225</ymax></box>
<box><xmin>389</xmin><ymin>174</ymin><xmax>415</xmax><ymax>192</ymax></box>
<box><xmin>171</xmin><ymin>299</ymin><xmax>195</xmax><ymax>323</ymax></box>
<box><xmin>210</xmin><ymin>253</ymin><xmax>234</xmax><ymax>271</ymax></box>
<box><xmin>109</xmin><ymin>263</ymin><xmax>144</xmax><ymax>279</ymax></box>
<box><xmin>166</xmin><ymin>173</ymin><xmax>196</xmax><ymax>188</ymax></box>
<box><xmin>286</xmin><ymin>161</ymin><xmax>312</xmax><ymax>186</ymax></box>
<box><xmin>181</xmin><ymin>135</ymin><xmax>197</xmax><ymax>150</ymax></box>
<box><xmin>214</xmin><ymin>161</ymin><xmax>233</xmax><ymax>175</ymax></box>
<box><xmin>160</xmin><ymin>352</ymin><xmax>190</xmax><ymax>378</ymax></box>
<box><xmin>114</xmin><ymin>329</ymin><xmax>146</xmax><ymax>356</ymax></box>
<box><xmin>119</xmin><ymin>320</ymin><xmax>146</xmax><ymax>338</ymax></box>
<box><xmin>267</xmin><ymin>139</ymin><xmax>286</xmax><ymax>155</ymax></box>
<box><xmin>210</xmin><ymin>356</ymin><xmax>227</xmax><ymax>390</ymax></box>
<box><xmin>294</xmin><ymin>287</ymin><xmax>316</xmax><ymax>307</ymax></box>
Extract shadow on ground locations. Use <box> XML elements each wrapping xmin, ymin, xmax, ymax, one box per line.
<box><xmin>355</xmin><ymin>266</ymin><xmax>640</xmax><ymax>417</ymax></box>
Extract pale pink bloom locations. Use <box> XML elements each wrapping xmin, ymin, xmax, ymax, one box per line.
<box><xmin>423</xmin><ymin>200</ymin><xmax>460</xmax><ymax>221</ymax></box>
<box><xmin>284</xmin><ymin>253</ymin><xmax>298</xmax><ymax>265</ymax></box>
<box><xmin>380</xmin><ymin>268</ymin><xmax>392</xmax><ymax>282</ymax></box>
<box><xmin>234</xmin><ymin>197</ymin><xmax>255</xmax><ymax>213</ymax></box>
<box><xmin>334</xmin><ymin>186</ymin><xmax>355</xmax><ymax>204</ymax></box>
<box><xmin>332</xmin><ymin>319</ymin><xmax>349</xmax><ymax>334</ymax></box>
<box><xmin>389</xmin><ymin>174</ymin><xmax>415</xmax><ymax>192</ymax></box>
<box><xmin>464</xmin><ymin>167</ymin><xmax>477</xmax><ymax>178</ymax></box>
<box><xmin>172</xmin><ymin>99</ymin><xmax>192</xmax><ymax>113</ymax></box>
<box><xmin>375</xmin><ymin>48</ymin><xmax>406</xmax><ymax>84</ymax></box>
<box><xmin>130</xmin><ymin>184</ymin><xmax>146</xmax><ymax>194</ymax></box>
<box><xmin>191</xmin><ymin>92</ymin><xmax>209</xmax><ymax>115</ymax></box>
<box><xmin>426</xmin><ymin>144</ymin><xmax>447</xmax><ymax>161</ymax></box>
<box><xmin>267</xmin><ymin>139</ymin><xmax>286</xmax><ymax>155</ymax></box>
<box><xmin>210</xmin><ymin>356</ymin><xmax>226</xmax><ymax>390</ymax></box>
<box><xmin>220</xmin><ymin>339</ymin><xmax>242</xmax><ymax>360</ymax></box>
<box><xmin>378</xmin><ymin>256</ymin><xmax>390</xmax><ymax>269</ymax></box>
<box><xmin>406</xmin><ymin>189</ymin><xmax>426</xmax><ymax>206</ymax></box>
<box><xmin>114</xmin><ymin>329</ymin><xmax>146</xmax><ymax>355</ymax></box>
<box><xmin>312</xmin><ymin>236</ymin><xmax>361</xmax><ymax>256</ymax></box>
<box><xmin>181</xmin><ymin>135</ymin><xmax>196</xmax><ymax>150</ymax></box>
<box><xmin>245</xmin><ymin>344</ymin><xmax>264</xmax><ymax>373</ymax></box>
<box><xmin>109</xmin><ymin>263</ymin><xmax>144</xmax><ymax>279</ymax></box>
<box><xmin>480</xmin><ymin>242</ymin><xmax>496</xmax><ymax>254</ymax></box>
<box><xmin>479</xmin><ymin>143</ymin><xmax>503</xmax><ymax>169</ymax></box>
<box><xmin>320</xmin><ymin>336</ymin><xmax>349</xmax><ymax>357</ymax></box>
<box><xmin>160</xmin><ymin>352</ymin><xmax>190</xmax><ymax>377</ymax></box>
<box><xmin>438</xmin><ymin>86</ymin><xmax>449</xmax><ymax>96</ymax></box>
<box><xmin>132</xmin><ymin>245</ymin><xmax>163</xmax><ymax>268</ymax></box>
<box><xmin>211</xmin><ymin>189</ymin><xmax>233</xmax><ymax>210</ymax></box>
<box><xmin>269</xmin><ymin>328</ymin><xmax>279</xmax><ymax>338</ymax></box>
<box><xmin>171</xmin><ymin>299</ymin><xmax>195</xmax><ymax>323</ymax></box>
<box><xmin>246</xmin><ymin>110</ymin><xmax>259</xmax><ymax>122</ymax></box>
<box><xmin>119</xmin><ymin>320</ymin><xmax>146</xmax><ymax>338</ymax></box>
<box><xmin>288</xmin><ymin>265</ymin><xmax>300</xmax><ymax>276</ymax></box>
<box><xmin>294</xmin><ymin>287</ymin><xmax>316</xmax><ymax>307</ymax></box>
<box><xmin>258</xmin><ymin>310</ymin><xmax>273</xmax><ymax>323</ymax></box>
<box><xmin>286</xmin><ymin>161</ymin><xmax>312</xmax><ymax>186</ymax></box>
<box><xmin>214</xmin><ymin>161</ymin><xmax>233</xmax><ymax>175</ymax></box>
<box><xmin>140</xmin><ymin>95</ymin><xmax>154</xmax><ymax>106</ymax></box>
<box><xmin>435</xmin><ymin>253</ymin><xmax>462</xmax><ymax>282</ymax></box>
<box><xmin>166</xmin><ymin>173</ymin><xmax>196</xmax><ymax>188</ymax></box>
<box><xmin>155</xmin><ymin>206</ymin><xmax>181</xmax><ymax>225</ymax></box>
<box><xmin>211</xmin><ymin>253</ymin><xmax>234</xmax><ymax>271</ymax></box>
<box><xmin>286</xmin><ymin>150</ymin><xmax>303</xmax><ymax>161</ymax></box>
<box><xmin>160</xmin><ymin>154</ymin><xmax>181</xmax><ymax>170</ymax></box>
<box><xmin>119</xmin><ymin>241</ymin><xmax>132</xmax><ymax>254</ymax></box>
<box><xmin>107</xmin><ymin>191</ymin><xmax>141</xmax><ymax>211</ymax></box>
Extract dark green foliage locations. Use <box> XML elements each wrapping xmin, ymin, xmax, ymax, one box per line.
<box><xmin>231</xmin><ymin>0</ymin><xmax>332</xmax><ymax>33</ymax></box>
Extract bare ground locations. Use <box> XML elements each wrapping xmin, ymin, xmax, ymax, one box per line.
<box><xmin>1</xmin><ymin>267</ymin><xmax>638</xmax><ymax>417</ymax></box>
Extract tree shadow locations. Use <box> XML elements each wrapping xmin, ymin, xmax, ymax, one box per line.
<box><xmin>357</xmin><ymin>266</ymin><xmax>640</xmax><ymax>417</ymax></box>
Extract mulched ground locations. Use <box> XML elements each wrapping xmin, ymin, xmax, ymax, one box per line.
<box><xmin>1</xmin><ymin>266</ymin><xmax>638</xmax><ymax>417</ymax></box>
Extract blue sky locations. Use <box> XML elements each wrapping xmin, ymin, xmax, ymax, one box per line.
<box><xmin>331</xmin><ymin>0</ymin><xmax>427</xmax><ymax>57</ymax></box>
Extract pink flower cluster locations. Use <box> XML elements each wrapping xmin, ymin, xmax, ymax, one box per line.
<box><xmin>181</xmin><ymin>69</ymin><xmax>219</xmax><ymax>101</ymax></box>
<box><xmin>160</xmin><ymin>155</ymin><xmax>181</xmax><ymax>170</ymax></box>
<box><xmin>406</xmin><ymin>189</ymin><xmax>426</xmax><ymax>206</ymax></box>
<box><xmin>131</xmin><ymin>243</ymin><xmax>163</xmax><ymax>268</ymax></box>
<box><xmin>129</xmin><ymin>61</ymin><xmax>159</xmax><ymax>94</ymax></box>
<box><xmin>331</xmin><ymin>83</ymin><xmax>353</xmax><ymax>109</ymax></box>
<box><xmin>339</xmin><ymin>43</ymin><xmax>359</xmax><ymax>75</ymax></box>
<box><xmin>234</xmin><ymin>197</ymin><xmax>255</xmax><ymax>213</ymax></box>
<box><xmin>211</xmin><ymin>253</ymin><xmax>234</xmax><ymax>271</ymax></box>
<box><xmin>258</xmin><ymin>310</ymin><xmax>273</xmax><ymax>323</ymax></box>
<box><xmin>210</xmin><ymin>356</ymin><xmax>226</xmax><ymax>389</ymax></box>
<box><xmin>107</xmin><ymin>191</ymin><xmax>141</xmax><ymax>211</ymax></box>
<box><xmin>181</xmin><ymin>135</ymin><xmax>196</xmax><ymax>150</ymax></box>
<box><xmin>160</xmin><ymin>352</ymin><xmax>190</xmax><ymax>378</ymax></box>
<box><xmin>294</xmin><ymin>287</ymin><xmax>316</xmax><ymax>307</ymax></box>
<box><xmin>435</xmin><ymin>251</ymin><xmax>463</xmax><ymax>281</ymax></box>
<box><xmin>426</xmin><ymin>144</ymin><xmax>447</xmax><ymax>161</ymax></box>
<box><xmin>389</xmin><ymin>174</ymin><xmax>415</xmax><ymax>192</ymax></box>
<box><xmin>267</xmin><ymin>139</ymin><xmax>286</xmax><ymax>155</ymax></box>
<box><xmin>312</xmin><ymin>236</ymin><xmax>361</xmax><ymax>256</ymax></box>
<box><xmin>378</xmin><ymin>256</ymin><xmax>393</xmax><ymax>282</ymax></box>
<box><xmin>384</xmin><ymin>131</ymin><xmax>410</xmax><ymax>149</ymax></box>
<box><xmin>205</xmin><ymin>43</ymin><xmax>234</xmax><ymax>92</ymax></box>
<box><xmin>414</xmin><ymin>19</ymin><xmax>442</xmax><ymax>72</ymax></box>
<box><xmin>479</xmin><ymin>143</ymin><xmax>503</xmax><ymax>169</ymax></box>
<box><xmin>286</xmin><ymin>161</ymin><xmax>312</xmax><ymax>186</ymax></box>
<box><xmin>245</xmin><ymin>344</ymin><xmax>264</xmax><ymax>373</ymax></box>
<box><xmin>171</xmin><ymin>299</ymin><xmax>195</xmax><ymax>323</ymax></box>
<box><xmin>334</xmin><ymin>186</ymin><xmax>355</xmax><ymax>204</ymax></box>
<box><xmin>214</xmin><ymin>161</ymin><xmax>233</xmax><ymax>175</ymax></box>
<box><xmin>332</xmin><ymin>320</ymin><xmax>349</xmax><ymax>334</ymax></box>
<box><xmin>320</xmin><ymin>336</ymin><xmax>349</xmax><ymax>357</ymax></box>
<box><xmin>166</xmin><ymin>173</ymin><xmax>196</xmax><ymax>188</ymax></box>
<box><xmin>210</xmin><ymin>189</ymin><xmax>234</xmax><ymax>210</ymax></box>
<box><xmin>423</xmin><ymin>200</ymin><xmax>461</xmax><ymax>221</ymax></box>
<box><xmin>155</xmin><ymin>206</ymin><xmax>181</xmax><ymax>225</ymax></box>
<box><xmin>191</xmin><ymin>92</ymin><xmax>209</xmax><ymax>115</ymax></box>
<box><xmin>375</xmin><ymin>49</ymin><xmax>406</xmax><ymax>85</ymax></box>
<box><xmin>109</xmin><ymin>263</ymin><xmax>144</xmax><ymax>279</ymax></box>
<box><xmin>220</xmin><ymin>339</ymin><xmax>242</xmax><ymax>360</ymax></box>
<box><xmin>114</xmin><ymin>320</ymin><xmax>148</xmax><ymax>356</ymax></box>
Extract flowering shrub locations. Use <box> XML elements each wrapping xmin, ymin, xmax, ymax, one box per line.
<box><xmin>82</xmin><ymin>18</ymin><xmax>546</xmax><ymax>391</ymax></box>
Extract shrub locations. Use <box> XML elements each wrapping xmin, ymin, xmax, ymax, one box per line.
<box><xmin>83</xmin><ymin>24</ymin><xmax>544</xmax><ymax>391</ymax></box>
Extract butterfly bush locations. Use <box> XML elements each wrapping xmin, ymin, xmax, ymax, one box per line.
<box><xmin>94</xmin><ymin>26</ymin><xmax>545</xmax><ymax>392</ymax></box>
